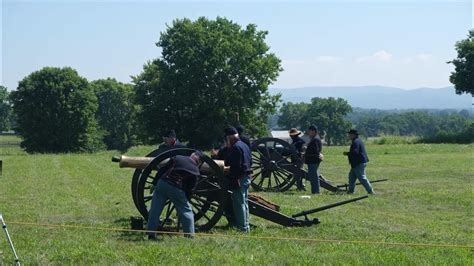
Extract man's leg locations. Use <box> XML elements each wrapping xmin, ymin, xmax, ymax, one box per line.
<box><xmin>147</xmin><ymin>179</ymin><xmax>169</xmax><ymax>237</ymax></box>
<box><xmin>231</xmin><ymin>179</ymin><xmax>249</xmax><ymax>232</ymax></box>
<box><xmin>295</xmin><ymin>160</ymin><xmax>305</xmax><ymax>190</ymax></box>
<box><xmin>241</xmin><ymin>176</ymin><xmax>251</xmax><ymax>232</ymax></box>
<box><xmin>307</xmin><ymin>164</ymin><xmax>320</xmax><ymax>194</ymax></box>
<box><xmin>168</xmin><ymin>186</ymin><xmax>195</xmax><ymax>237</ymax></box>
<box><xmin>347</xmin><ymin>168</ymin><xmax>357</xmax><ymax>193</ymax></box>
<box><xmin>354</xmin><ymin>163</ymin><xmax>374</xmax><ymax>193</ymax></box>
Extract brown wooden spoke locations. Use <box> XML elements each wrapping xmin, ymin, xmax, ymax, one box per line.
<box><xmin>253</xmin><ymin>148</ymin><xmax>267</xmax><ymax>160</ymax></box>
<box><xmin>159</xmin><ymin>201</ymin><xmax>176</xmax><ymax>229</ymax></box>
<box><xmin>190</xmin><ymin>201</ymin><xmax>214</xmax><ymax>222</ymax></box>
<box><xmin>251</xmin><ymin>169</ymin><xmax>263</xmax><ymax>179</ymax></box>
<box><xmin>273</xmin><ymin>170</ymin><xmax>289</xmax><ymax>186</ymax></box>
<box><xmin>251</xmin><ymin>153</ymin><xmax>264</xmax><ymax>163</ymax></box>
<box><xmin>267</xmin><ymin>173</ymin><xmax>273</xmax><ymax>189</ymax></box>
<box><xmin>272</xmin><ymin>172</ymin><xmax>282</xmax><ymax>188</ymax></box>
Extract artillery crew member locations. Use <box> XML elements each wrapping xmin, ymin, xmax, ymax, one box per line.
<box><xmin>224</xmin><ymin>126</ymin><xmax>252</xmax><ymax>232</ymax></box>
<box><xmin>304</xmin><ymin>125</ymin><xmax>322</xmax><ymax>194</ymax></box>
<box><xmin>236</xmin><ymin>124</ymin><xmax>251</xmax><ymax>148</ymax></box>
<box><xmin>158</xmin><ymin>129</ymin><xmax>186</xmax><ymax>151</ymax></box>
<box><xmin>288</xmin><ymin>128</ymin><xmax>306</xmax><ymax>191</ymax></box>
<box><xmin>146</xmin><ymin>151</ymin><xmax>204</xmax><ymax>239</ymax></box>
<box><xmin>343</xmin><ymin>129</ymin><xmax>374</xmax><ymax>194</ymax></box>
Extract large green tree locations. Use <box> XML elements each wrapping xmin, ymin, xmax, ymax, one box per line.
<box><xmin>0</xmin><ymin>85</ymin><xmax>12</xmax><ymax>132</ymax></box>
<box><xmin>90</xmin><ymin>78</ymin><xmax>136</xmax><ymax>151</ymax></box>
<box><xmin>11</xmin><ymin>67</ymin><xmax>104</xmax><ymax>153</ymax></box>
<box><xmin>133</xmin><ymin>17</ymin><xmax>281</xmax><ymax>148</ymax></box>
<box><xmin>303</xmin><ymin>97</ymin><xmax>353</xmax><ymax>145</ymax></box>
<box><xmin>277</xmin><ymin>102</ymin><xmax>309</xmax><ymax>129</ymax></box>
<box><xmin>449</xmin><ymin>29</ymin><xmax>474</xmax><ymax>95</ymax></box>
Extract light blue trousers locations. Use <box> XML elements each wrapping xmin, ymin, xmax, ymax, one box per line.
<box><xmin>348</xmin><ymin>163</ymin><xmax>373</xmax><ymax>193</ymax></box>
<box><xmin>231</xmin><ymin>176</ymin><xmax>251</xmax><ymax>232</ymax></box>
<box><xmin>307</xmin><ymin>163</ymin><xmax>320</xmax><ymax>194</ymax></box>
<box><xmin>146</xmin><ymin>179</ymin><xmax>194</xmax><ymax>237</ymax></box>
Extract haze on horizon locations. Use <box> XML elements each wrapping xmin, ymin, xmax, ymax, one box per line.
<box><xmin>2</xmin><ymin>0</ymin><xmax>473</xmax><ymax>91</ymax></box>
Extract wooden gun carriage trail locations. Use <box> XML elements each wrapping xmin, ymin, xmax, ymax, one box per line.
<box><xmin>112</xmin><ymin>144</ymin><xmax>369</xmax><ymax>232</ymax></box>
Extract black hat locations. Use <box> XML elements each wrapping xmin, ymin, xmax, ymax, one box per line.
<box><xmin>163</xmin><ymin>129</ymin><xmax>176</xmax><ymax>138</ymax></box>
<box><xmin>347</xmin><ymin>129</ymin><xmax>359</xmax><ymax>135</ymax></box>
<box><xmin>224</xmin><ymin>126</ymin><xmax>238</xmax><ymax>136</ymax></box>
<box><xmin>308</xmin><ymin>125</ymin><xmax>318</xmax><ymax>131</ymax></box>
<box><xmin>235</xmin><ymin>125</ymin><xmax>245</xmax><ymax>134</ymax></box>
<box><xmin>193</xmin><ymin>150</ymin><xmax>204</xmax><ymax>159</ymax></box>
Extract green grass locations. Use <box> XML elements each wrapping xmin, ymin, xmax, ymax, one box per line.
<box><xmin>367</xmin><ymin>135</ymin><xmax>419</xmax><ymax>145</ymax></box>
<box><xmin>0</xmin><ymin>135</ymin><xmax>473</xmax><ymax>264</ymax></box>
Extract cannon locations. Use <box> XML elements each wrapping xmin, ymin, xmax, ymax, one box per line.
<box><xmin>250</xmin><ymin>137</ymin><xmax>388</xmax><ymax>192</ymax></box>
<box><xmin>113</xmin><ymin>147</ymin><xmax>368</xmax><ymax>232</ymax></box>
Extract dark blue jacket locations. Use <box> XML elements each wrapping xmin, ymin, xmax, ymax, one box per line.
<box><xmin>160</xmin><ymin>155</ymin><xmax>199</xmax><ymax>197</ymax></box>
<box><xmin>290</xmin><ymin>135</ymin><xmax>305</xmax><ymax>156</ymax></box>
<box><xmin>347</xmin><ymin>137</ymin><xmax>369</xmax><ymax>168</ymax></box>
<box><xmin>305</xmin><ymin>137</ymin><xmax>322</xmax><ymax>164</ymax></box>
<box><xmin>239</xmin><ymin>135</ymin><xmax>252</xmax><ymax>148</ymax></box>
<box><xmin>224</xmin><ymin>140</ymin><xmax>252</xmax><ymax>181</ymax></box>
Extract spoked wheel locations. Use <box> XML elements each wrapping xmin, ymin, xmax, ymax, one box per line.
<box><xmin>131</xmin><ymin>148</ymin><xmax>165</xmax><ymax>212</ymax></box>
<box><xmin>136</xmin><ymin>148</ymin><xmax>226</xmax><ymax>232</ymax></box>
<box><xmin>250</xmin><ymin>137</ymin><xmax>300</xmax><ymax>192</ymax></box>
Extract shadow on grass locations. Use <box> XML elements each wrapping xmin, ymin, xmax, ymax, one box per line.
<box><xmin>112</xmin><ymin>217</ymin><xmax>147</xmax><ymax>242</ymax></box>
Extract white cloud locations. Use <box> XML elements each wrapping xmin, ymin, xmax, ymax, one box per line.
<box><xmin>356</xmin><ymin>50</ymin><xmax>393</xmax><ymax>63</ymax></box>
<box><xmin>282</xmin><ymin>59</ymin><xmax>306</xmax><ymax>65</ymax></box>
<box><xmin>402</xmin><ymin>53</ymin><xmax>434</xmax><ymax>63</ymax></box>
<box><xmin>316</xmin><ymin>56</ymin><xmax>342</xmax><ymax>63</ymax></box>
<box><xmin>416</xmin><ymin>53</ymin><xmax>433</xmax><ymax>61</ymax></box>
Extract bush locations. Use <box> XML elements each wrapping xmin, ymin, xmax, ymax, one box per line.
<box><xmin>418</xmin><ymin>123</ymin><xmax>474</xmax><ymax>144</ymax></box>
<box><xmin>90</xmin><ymin>78</ymin><xmax>136</xmax><ymax>151</ymax></box>
<box><xmin>10</xmin><ymin>67</ymin><xmax>105</xmax><ymax>153</ymax></box>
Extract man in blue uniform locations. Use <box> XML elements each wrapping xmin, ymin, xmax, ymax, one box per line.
<box><xmin>304</xmin><ymin>125</ymin><xmax>322</xmax><ymax>194</ymax></box>
<box><xmin>288</xmin><ymin>128</ymin><xmax>306</xmax><ymax>191</ymax></box>
<box><xmin>224</xmin><ymin>126</ymin><xmax>252</xmax><ymax>232</ymax></box>
<box><xmin>343</xmin><ymin>129</ymin><xmax>374</xmax><ymax>194</ymax></box>
<box><xmin>235</xmin><ymin>125</ymin><xmax>251</xmax><ymax>148</ymax></box>
<box><xmin>146</xmin><ymin>151</ymin><xmax>204</xmax><ymax>239</ymax></box>
<box><xmin>158</xmin><ymin>129</ymin><xmax>186</xmax><ymax>151</ymax></box>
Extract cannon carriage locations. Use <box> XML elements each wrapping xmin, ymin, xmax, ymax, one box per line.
<box><xmin>250</xmin><ymin>137</ymin><xmax>387</xmax><ymax>193</ymax></box>
<box><xmin>113</xmin><ymin>147</ymin><xmax>368</xmax><ymax>233</ymax></box>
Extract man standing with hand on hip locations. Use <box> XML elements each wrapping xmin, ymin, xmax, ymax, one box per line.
<box><xmin>304</xmin><ymin>125</ymin><xmax>322</xmax><ymax>194</ymax></box>
<box><xmin>224</xmin><ymin>126</ymin><xmax>252</xmax><ymax>232</ymax></box>
<box><xmin>343</xmin><ymin>129</ymin><xmax>374</xmax><ymax>194</ymax></box>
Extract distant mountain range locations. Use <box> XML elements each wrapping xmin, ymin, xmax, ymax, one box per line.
<box><xmin>269</xmin><ymin>86</ymin><xmax>472</xmax><ymax>110</ymax></box>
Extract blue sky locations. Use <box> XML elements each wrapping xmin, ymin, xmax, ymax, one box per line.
<box><xmin>2</xmin><ymin>0</ymin><xmax>472</xmax><ymax>91</ymax></box>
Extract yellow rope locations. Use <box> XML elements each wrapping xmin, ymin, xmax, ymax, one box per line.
<box><xmin>7</xmin><ymin>221</ymin><xmax>474</xmax><ymax>250</ymax></box>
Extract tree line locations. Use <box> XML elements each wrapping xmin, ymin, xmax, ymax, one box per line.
<box><xmin>347</xmin><ymin>108</ymin><xmax>473</xmax><ymax>143</ymax></box>
<box><xmin>1</xmin><ymin>17</ymin><xmax>281</xmax><ymax>153</ymax></box>
<box><xmin>276</xmin><ymin>100</ymin><xmax>473</xmax><ymax>145</ymax></box>
<box><xmin>1</xmin><ymin>20</ymin><xmax>472</xmax><ymax>152</ymax></box>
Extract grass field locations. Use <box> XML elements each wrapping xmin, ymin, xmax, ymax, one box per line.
<box><xmin>0</xmin><ymin>136</ymin><xmax>473</xmax><ymax>265</ymax></box>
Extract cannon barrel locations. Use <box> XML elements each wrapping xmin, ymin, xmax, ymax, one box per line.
<box><xmin>112</xmin><ymin>154</ymin><xmax>229</xmax><ymax>174</ymax></box>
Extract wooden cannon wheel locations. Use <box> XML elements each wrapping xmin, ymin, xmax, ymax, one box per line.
<box><xmin>130</xmin><ymin>148</ymin><xmax>165</xmax><ymax>213</ymax></box>
<box><xmin>135</xmin><ymin>148</ymin><xmax>227</xmax><ymax>232</ymax></box>
<box><xmin>250</xmin><ymin>137</ymin><xmax>300</xmax><ymax>192</ymax></box>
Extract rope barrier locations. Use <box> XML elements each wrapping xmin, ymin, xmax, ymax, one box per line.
<box><xmin>7</xmin><ymin>221</ymin><xmax>474</xmax><ymax>250</ymax></box>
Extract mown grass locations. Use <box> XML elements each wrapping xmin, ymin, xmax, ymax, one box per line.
<box><xmin>0</xmin><ymin>136</ymin><xmax>473</xmax><ymax>265</ymax></box>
